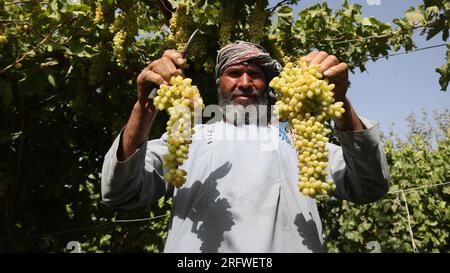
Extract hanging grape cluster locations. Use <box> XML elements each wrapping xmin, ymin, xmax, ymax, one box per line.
<box><xmin>269</xmin><ymin>57</ymin><xmax>345</xmax><ymax>198</ymax></box>
<box><xmin>248</xmin><ymin>2</ymin><xmax>267</xmax><ymax>44</ymax></box>
<box><xmin>109</xmin><ymin>1</ymin><xmax>138</xmax><ymax>66</ymax></box>
<box><xmin>94</xmin><ymin>3</ymin><xmax>103</xmax><ymax>24</ymax></box>
<box><xmin>167</xmin><ymin>5</ymin><xmax>195</xmax><ymax>52</ymax></box>
<box><xmin>166</xmin><ymin>5</ymin><xmax>211</xmax><ymax>72</ymax></box>
<box><xmin>153</xmin><ymin>76</ymin><xmax>204</xmax><ymax>188</ymax></box>
<box><xmin>112</xmin><ymin>30</ymin><xmax>126</xmax><ymax>66</ymax></box>
<box><xmin>219</xmin><ymin>7</ymin><xmax>233</xmax><ymax>47</ymax></box>
<box><xmin>88</xmin><ymin>55</ymin><xmax>104</xmax><ymax>86</ymax></box>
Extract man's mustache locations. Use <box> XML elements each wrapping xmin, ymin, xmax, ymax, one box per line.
<box><xmin>230</xmin><ymin>88</ymin><xmax>259</xmax><ymax>99</ymax></box>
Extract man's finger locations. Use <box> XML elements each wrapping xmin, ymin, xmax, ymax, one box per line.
<box><xmin>161</xmin><ymin>56</ymin><xmax>182</xmax><ymax>78</ymax></box>
<box><xmin>306</xmin><ymin>51</ymin><xmax>319</xmax><ymax>63</ymax></box>
<box><xmin>309</xmin><ymin>51</ymin><xmax>328</xmax><ymax>66</ymax></box>
<box><xmin>149</xmin><ymin>57</ymin><xmax>178</xmax><ymax>82</ymax></box>
<box><xmin>319</xmin><ymin>55</ymin><xmax>339</xmax><ymax>74</ymax></box>
<box><xmin>163</xmin><ymin>49</ymin><xmax>185</xmax><ymax>67</ymax></box>
<box><xmin>138</xmin><ymin>70</ymin><xmax>168</xmax><ymax>87</ymax></box>
<box><xmin>323</xmin><ymin>63</ymin><xmax>348</xmax><ymax>78</ymax></box>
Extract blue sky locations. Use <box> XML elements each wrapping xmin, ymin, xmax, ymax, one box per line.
<box><xmin>269</xmin><ymin>0</ymin><xmax>449</xmax><ymax>138</ymax></box>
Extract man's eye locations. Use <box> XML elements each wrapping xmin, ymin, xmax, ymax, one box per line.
<box><xmin>248</xmin><ymin>71</ymin><xmax>263</xmax><ymax>78</ymax></box>
<box><xmin>227</xmin><ymin>71</ymin><xmax>241</xmax><ymax>77</ymax></box>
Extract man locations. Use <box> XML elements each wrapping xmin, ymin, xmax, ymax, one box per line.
<box><xmin>101</xmin><ymin>41</ymin><xmax>390</xmax><ymax>252</ymax></box>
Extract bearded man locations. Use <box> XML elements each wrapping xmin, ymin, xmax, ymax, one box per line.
<box><xmin>101</xmin><ymin>41</ymin><xmax>390</xmax><ymax>253</ymax></box>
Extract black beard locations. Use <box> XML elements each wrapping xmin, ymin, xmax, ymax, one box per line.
<box><xmin>218</xmin><ymin>87</ymin><xmax>270</xmax><ymax>126</ymax></box>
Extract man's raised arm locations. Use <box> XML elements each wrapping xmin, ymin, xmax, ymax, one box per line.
<box><xmin>118</xmin><ymin>50</ymin><xmax>185</xmax><ymax>161</ymax></box>
<box><xmin>100</xmin><ymin>50</ymin><xmax>183</xmax><ymax>208</ymax></box>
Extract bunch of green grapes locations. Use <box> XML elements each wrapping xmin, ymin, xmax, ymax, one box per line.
<box><xmin>166</xmin><ymin>5</ymin><xmax>209</xmax><ymax>71</ymax></box>
<box><xmin>112</xmin><ymin>29</ymin><xmax>126</xmax><ymax>66</ymax></box>
<box><xmin>188</xmin><ymin>39</ymin><xmax>208</xmax><ymax>71</ymax></box>
<box><xmin>265</xmin><ymin>35</ymin><xmax>285</xmax><ymax>65</ymax></box>
<box><xmin>109</xmin><ymin>1</ymin><xmax>138</xmax><ymax>66</ymax></box>
<box><xmin>88</xmin><ymin>55</ymin><xmax>104</xmax><ymax>86</ymax></box>
<box><xmin>218</xmin><ymin>6</ymin><xmax>234</xmax><ymax>47</ymax></box>
<box><xmin>219</xmin><ymin>21</ymin><xmax>233</xmax><ymax>47</ymax></box>
<box><xmin>109</xmin><ymin>4</ymin><xmax>138</xmax><ymax>34</ymax></box>
<box><xmin>94</xmin><ymin>4</ymin><xmax>103</xmax><ymax>24</ymax></box>
<box><xmin>269</xmin><ymin>57</ymin><xmax>345</xmax><ymax>198</ymax></box>
<box><xmin>168</xmin><ymin>5</ymin><xmax>195</xmax><ymax>52</ymax></box>
<box><xmin>248</xmin><ymin>3</ymin><xmax>267</xmax><ymax>44</ymax></box>
<box><xmin>153</xmin><ymin>76</ymin><xmax>204</xmax><ymax>188</ymax></box>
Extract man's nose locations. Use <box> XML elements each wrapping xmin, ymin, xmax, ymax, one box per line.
<box><xmin>237</xmin><ymin>73</ymin><xmax>253</xmax><ymax>89</ymax></box>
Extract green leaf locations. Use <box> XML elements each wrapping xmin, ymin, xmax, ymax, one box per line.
<box><xmin>405</xmin><ymin>6</ymin><xmax>426</xmax><ymax>27</ymax></box>
<box><xmin>205</xmin><ymin>6</ymin><xmax>220</xmax><ymax>25</ymax></box>
<box><xmin>50</xmin><ymin>0</ymin><xmax>58</xmax><ymax>11</ymax></box>
<box><xmin>278</xmin><ymin>6</ymin><xmax>293</xmax><ymax>18</ymax></box>
<box><xmin>167</xmin><ymin>0</ymin><xmax>179</xmax><ymax>9</ymax></box>
<box><xmin>426</xmin><ymin>6</ymin><xmax>440</xmax><ymax>17</ymax></box>
<box><xmin>443</xmin><ymin>28</ymin><xmax>449</xmax><ymax>42</ymax></box>
<box><xmin>48</xmin><ymin>74</ymin><xmax>56</xmax><ymax>87</ymax></box>
<box><xmin>362</xmin><ymin>17</ymin><xmax>372</xmax><ymax>26</ymax></box>
<box><xmin>11</xmin><ymin>131</ymin><xmax>22</xmax><ymax>141</ymax></box>
<box><xmin>436</xmin><ymin>63</ymin><xmax>449</xmax><ymax>91</ymax></box>
<box><xmin>65</xmin><ymin>3</ymin><xmax>91</xmax><ymax>13</ymax></box>
<box><xmin>276</xmin><ymin>6</ymin><xmax>293</xmax><ymax>33</ymax></box>
<box><xmin>426</xmin><ymin>17</ymin><xmax>446</xmax><ymax>41</ymax></box>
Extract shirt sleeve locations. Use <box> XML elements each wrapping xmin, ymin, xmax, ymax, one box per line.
<box><xmin>327</xmin><ymin>117</ymin><xmax>390</xmax><ymax>204</ymax></box>
<box><xmin>100</xmin><ymin>129</ymin><xmax>173</xmax><ymax>208</ymax></box>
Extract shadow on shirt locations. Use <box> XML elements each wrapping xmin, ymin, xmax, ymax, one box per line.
<box><xmin>294</xmin><ymin>212</ymin><xmax>323</xmax><ymax>253</ymax></box>
<box><xmin>171</xmin><ymin>162</ymin><xmax>235</xmax><ymax>252</ymax></box>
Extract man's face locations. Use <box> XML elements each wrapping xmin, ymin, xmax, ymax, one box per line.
<box><xmin>218</xmin><ymin>63</ymin><xmax>267</xmax><ymax>106</ymax></box>
<box><xmin>217</xmin><ymin>63</ymin><xmax>270</xmax><ymax>125</ymax></box>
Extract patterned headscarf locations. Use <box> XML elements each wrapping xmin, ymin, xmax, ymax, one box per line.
<box><xmin>215</xmin><ymin>41</ymin><xmax>282</xmax><ymax>85</ymax></box>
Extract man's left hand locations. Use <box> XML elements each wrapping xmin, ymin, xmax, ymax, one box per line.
<box><xmin>306</xmin><ymin>51</ymin><xmax>349</xmax><ymax>102</ymax></box>
<box><xmin>306</xmin><ymin>51</ymin><xmax>365</xmax><ymax>131</ymax></box>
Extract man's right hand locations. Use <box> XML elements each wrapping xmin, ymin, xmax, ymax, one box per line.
<box><xmin>117</xmin><ymin>50</ymin><xmax>184</xmax><ymax>161</ymax></box>
<box><xmin>136</xmin><ymin>50</ymin><xmax>185</xmax><ymax>108</ymax></box>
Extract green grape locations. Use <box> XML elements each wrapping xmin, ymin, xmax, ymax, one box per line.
<box><xmin>154</xmin><ymin>76</ymin><xmax>204</xmax><ymax>188</ymax></box>
<box><xmin>270</xmin><ymin>57</ymin><xmax>344</xmax><ymax>198</ymax></box>
<box><xmin>0</xmin><ymin>35</ymin><xmax>7</xmax><ymax>45</ymax></box>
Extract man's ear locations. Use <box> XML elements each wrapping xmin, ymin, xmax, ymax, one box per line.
<box><xmin>216</xmin><ymin>78</ymin><xmax>221</xmax><ymax>93</ymax></box>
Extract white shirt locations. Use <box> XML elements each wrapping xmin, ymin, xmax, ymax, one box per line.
<box><xmin>101</xmin><ymin>118</ymin><xmax>390</xmax><ymax>252</ymax></box>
